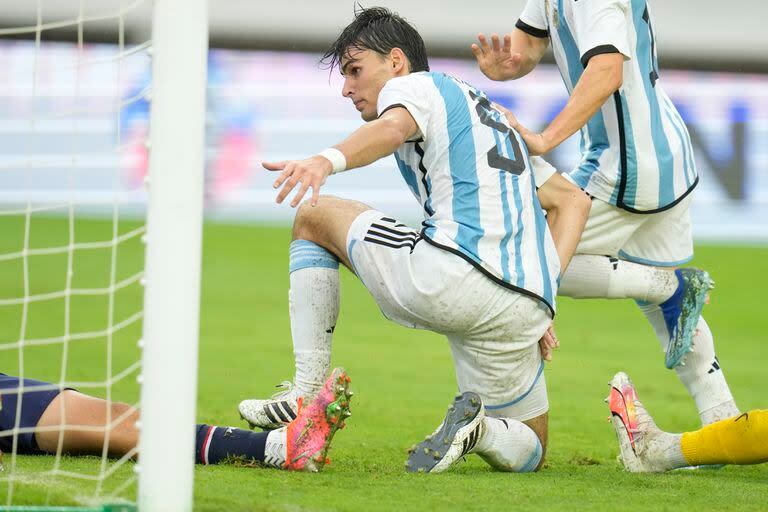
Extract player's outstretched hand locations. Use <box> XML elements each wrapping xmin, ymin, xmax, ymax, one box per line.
<box><xmin>539</xmin><ymin>323</ymin><xmax>559</xmax><ymax>362</ymax></box>
<box><xmin>264</xmin><ymin>156</ymin><xmax>333</xmax><ymax>208</ymax></box>
<box><xmin>471</xmin><ymin>33</ymin><xmax>523</xmax><ymax>82</ymax></box>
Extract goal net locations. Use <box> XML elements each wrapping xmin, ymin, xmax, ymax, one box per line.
<box><xmin>0</xmin><ymin>1</ymin><xmax>207</xmax><ymax>510</ymax></box>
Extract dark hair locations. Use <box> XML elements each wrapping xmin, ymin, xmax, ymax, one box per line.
<box><xmin>321</xmin><ymin>5</ymin><xmax>429</xmax><ymax>73</ymax></box>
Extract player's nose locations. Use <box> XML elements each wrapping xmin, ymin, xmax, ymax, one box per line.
<box><xmin>342</xmin><ymin>77</ymin><xmax>354</xmax><ymax>98</ymax></box>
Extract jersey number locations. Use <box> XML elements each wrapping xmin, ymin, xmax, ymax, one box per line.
<box><xmin>468</xmin><ymin>91</ymin><xmax>525</xmax><ymax>175</ymax></box>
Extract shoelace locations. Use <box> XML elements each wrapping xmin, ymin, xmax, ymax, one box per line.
<box><xmin>270</xmin><ymin>380</ymin><xmax>294</xmax><ymax>400</ymax></box>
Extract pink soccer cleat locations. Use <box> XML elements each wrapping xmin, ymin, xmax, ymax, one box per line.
<box><xmin>285</xmin><ymin>368</ymin><xmax>353</xmax><ymax>472</ymax></box>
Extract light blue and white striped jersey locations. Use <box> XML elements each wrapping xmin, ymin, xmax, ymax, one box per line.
<box><xmin>377</xmin><ymin>72</ymin><xmax>560</xmax><ymax>315</ymax></box>
<box><xmin>518</xmin><ymin>0</ymin><xmax>698</xmax><ymax>213</ymax></box>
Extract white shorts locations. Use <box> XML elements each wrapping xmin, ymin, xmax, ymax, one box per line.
<box><xmin>346</xmin><ymin>210</ymin><xmax>551</xmax><ymax>421</ymax></box>
<box><xmin>577</xmin><ymin>194</ymin><xmax>694</xmax><ymax>267</ymax></box>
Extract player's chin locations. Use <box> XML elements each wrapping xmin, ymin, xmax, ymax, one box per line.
<box><xmin>361</xmin><ymin>109</ymin><xmax>377</xmax><ymax>122</ymax></box>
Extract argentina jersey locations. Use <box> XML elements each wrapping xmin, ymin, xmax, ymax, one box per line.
<box><xmin>376</xmin><ymin>72</ymin><xmax>560</xmax><ymax>315</ymax></box>
<box><xmin>517</xmin><ymin>0</ymin><xmax>698</xmax><ymax>213</ymax></box>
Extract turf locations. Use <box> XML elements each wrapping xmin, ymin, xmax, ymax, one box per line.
<box><xmin>1</xmin><ymin>218</ymin><xmax>767</xmax><ymax>511</ymax></box>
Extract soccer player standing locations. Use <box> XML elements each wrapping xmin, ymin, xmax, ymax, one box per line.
<box><xmin>472</xmin><ymin>0</ymin><xmax>739</xmax><ymax>425</ymax></box>
<box><xmin>240</xmin><ymin>7</ymin><xmax>591</xmax><ymax>473</ymax></box>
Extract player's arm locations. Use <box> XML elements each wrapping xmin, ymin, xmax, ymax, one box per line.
<box><xmin>471</xmin><ymin>30</ymin><xmax>549</xmax><ymax>81</ymax></box>
<box><xmin>511</xmin><ymin>52</ymin><xmax>624</xmax><ymax>155</ymax></box>
<box><xmin>532</xmin><ymin>159</ymin><xmax>591</xmax><ymax>273</ymax></box>
<box><xmin>510</xmin><ymin>0</ymin><xmax>631</xmax><ymax>155</ymax></box>
<box><xmin>265</xmin><ymin>107</ymin><xmax>419</xmax><ymax>207</ymax></box>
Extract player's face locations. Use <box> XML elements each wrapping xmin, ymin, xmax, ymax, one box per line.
<box><xmin>340</xmin><ymin>49</ymin><xmax>396</xmax><ymax>122</ymax></box>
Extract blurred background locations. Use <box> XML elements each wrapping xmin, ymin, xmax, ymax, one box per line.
<box><xmin>0</xmin><ymin>0</ymin><xmax>766</xmax><ymax>241</ymax></box>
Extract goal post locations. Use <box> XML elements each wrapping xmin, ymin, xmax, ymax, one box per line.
<box><xmin>138</xmin><ymin>0</ymin><xmax>208</xmax><ymax>510</ymax></box>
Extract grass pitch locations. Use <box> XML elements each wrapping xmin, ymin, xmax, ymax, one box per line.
<box><xmin>1</xmin><ymin>218</ymin><xmax>767</xmax><ymax>511</ymax></box>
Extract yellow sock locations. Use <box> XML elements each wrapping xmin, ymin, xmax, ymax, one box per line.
<box><xmin>681</xmin><ymin>410</ymin><xmax>768</xmax><ymax>466</ymax></box>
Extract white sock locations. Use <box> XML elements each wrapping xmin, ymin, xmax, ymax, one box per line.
<box><xmin>264</xmin><ymin>428</ymin><xmax>287</xmax><ymax>468</ymax></box>
<box><xmin>638</xmin><ymin>303</ymin><xmax>738</xmax><ymax>425</ymax></box>
<box><xmin>289</xmin><ymin>240</ymin><xmax>340</xmax><ymax>397</ymax></box>
<box><xmin>473</xmin><ymin>417</ymin><xmax>542</xmax><ymax>472</ymax></box>
<box><xmin>559</xmin><ymin>255</ymin><xmax>678</xmax><ymax>303</ymax></box>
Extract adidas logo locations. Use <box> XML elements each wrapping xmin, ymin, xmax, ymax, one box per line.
<box><xmin>263</xmin><ymin>400</ymin><xmax>297</xmax><ymax>424</ymax></box>
<box><xmin>460</xmin><ymin>424</ymin><xmax>482</xmax><ymax>457</ymax></box>
<box><xmin>707</xmin><ymin>356</ymin><xmax>721</xmax><ymax>374</ymax></box>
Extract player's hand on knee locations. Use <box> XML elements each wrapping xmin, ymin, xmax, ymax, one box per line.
<box><xmin>264</xmin><ymin>156</ymin><xmax>332</xmax><ymax>207</ymax></box>
<box><xmin>539</xmin><ymin>323</ymin><xmax>559</xmax><ymax>362</ymax></box>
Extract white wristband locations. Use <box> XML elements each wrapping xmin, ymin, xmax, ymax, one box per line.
<box><xmin>318</xmin><ymin>148</ymin><xmax>347</xmax><ymax>174</ymax></box>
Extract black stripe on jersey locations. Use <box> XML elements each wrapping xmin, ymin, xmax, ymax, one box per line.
<box><xmin>282</xmin><ymin>401</ymin><xmax>297</xmax><ymax>420</ymax></box>
<box><xmin>271</xmin><ymin>403</ymin><xmax>290</xmax><ymax>423</ymax></box>
<box><xmin>515</xmin><ymin>19</ymin><xmax>549</xmax><ymax>39</ymax></box>
<box><xmin>380</xmin><ymin>217</ymin><xmax>410</xmax><ymax>229</ymax></box>
<box><xmin>363</xmin><ymin>237</ymin><xmax>420</xmax><ymax>251</ymax></box>
<box><xmin>369</xmin><ymin>223</ymin><xmax>419</xmax><ymax>239</ymax></box>
<box><xmin>367</xmin><ymin>230</ymin><xmax>419</xmax><ymax>245</ymax></box>
<box><xmin>413</xmin><ymin>142</ymin><xmax>436</xmax><ymax>216</ymax></box>
<box><xmin>612</xmin><ymin>92</ymin><xmax>699</xmax><ymax>214</ymax></box>
<box><xmin>614</xmin><ymin>92</ymin><xmax>629</xmax><ymax>209</ymax></box>
<box><xmin>419</xmin><ymin>232</ymin><xmax>555</xmax><ymax>318</ymax></box>
<box><xmin>580</xmin><ymin>44</ymin><xmax>621</xmax><ymax>67</ymax></box>
<box><xmin>263</xmin><ymin>404</ymin><xmax>279</xmax><ymax>424</ymax></box>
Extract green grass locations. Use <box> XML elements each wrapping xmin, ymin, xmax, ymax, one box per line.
<box><xmin>1</xmin><ymin>218</ymin><xmax>767</xmax><ymax>511</ymax></box>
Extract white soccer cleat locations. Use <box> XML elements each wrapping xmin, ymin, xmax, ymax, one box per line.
<box><xmin>405</xmin><ymin>392</ymin><xmax>484</xmax><ymax>474</ymax></box>
<box><xmin>607</xmin><ymin>372</ymin><xmax>679</xmax><ymax>473</ymax></box>
<box><xmin>239</xmin><ymin>381</ymin><xmax>302</xmax><ymax>430</ymax></box>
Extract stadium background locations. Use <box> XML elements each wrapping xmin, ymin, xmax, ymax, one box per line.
<box><xmin>1</xmin><ymin>0</ymin><xmax>766</xmax><ymax>240</ymax></box>
<box><xmin>1</xmin><ymin>1</ymin><xmax>767</xmax><ymax>510</ymax></box>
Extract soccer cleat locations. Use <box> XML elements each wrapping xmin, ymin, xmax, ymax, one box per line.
<box><xmin>405</xmin><ymin>392</ymin><xmax>484</xmax><ymax>474</ymax></box>
<box><xmin>239</xmin><ymin>381</ymin><xmax>301</xmax><ymax>430</ymax></box>
<box><xmin>284</xmin><ymin>367</ymin><xmax>353</xmax><ymax>472</ymax></box>
<box><xmin>607</xmin><ymin>372</ymin><xmax>677</xmax><ymax>472</ymax></box>
<box><xmin>661</xmin><ymin>268</ymin><xmax>714</xmax><ymax>369</ymax></box>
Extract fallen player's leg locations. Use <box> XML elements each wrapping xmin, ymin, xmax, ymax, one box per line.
<box><xmin>0</xmin><ymin>369</ymin><xmax>352</xmax><ymax>472</ymax></box>
<box><xmin>607</xmin><ymin>371</ymin><xmax>767</xmax><ymax>472</ymax></box>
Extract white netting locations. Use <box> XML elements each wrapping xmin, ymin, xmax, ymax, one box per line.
<box><xmin>0</xmin><ymin>0</ymin><xmax>152</xmax><ymax>506</ymax></box>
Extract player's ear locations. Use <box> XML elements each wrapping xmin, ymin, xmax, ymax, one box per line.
<box><xmin>390</xmin><ymin>48</ymin><xmax>409</xmax><ymax>75</ymax></box>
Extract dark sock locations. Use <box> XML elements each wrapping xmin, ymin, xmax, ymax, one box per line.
<box><xmin>195</xmin><ymin>424</ymin><xmax>268</xmax><ymax>465</ymax></box>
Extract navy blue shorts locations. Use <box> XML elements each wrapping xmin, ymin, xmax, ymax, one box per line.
<box><xmin>0</xmin><ymin>374</ymin><xmax>63</xmax><ymax>455</ymax></box>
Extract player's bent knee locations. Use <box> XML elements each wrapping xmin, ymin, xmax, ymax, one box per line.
<box><xmin>292</xmin><ymin>195</ymin><xmax>354</xmax><ymax>241</ymax></box>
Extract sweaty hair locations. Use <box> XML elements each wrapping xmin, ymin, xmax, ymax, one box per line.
<box><xmin>321</xmin><ymin>5</ymin><xmax>429</xmax><ymax>73</ymax></box>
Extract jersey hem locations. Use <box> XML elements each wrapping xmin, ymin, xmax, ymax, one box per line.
<box><xmin>419</xmin><ymin>232</ymin><xmax>555</xmax><ymax>318</ymax></box>
<box><xmin>610</xmin><ymin>91</ymin><xmax>700</xmax><ymax>214</ymax></box>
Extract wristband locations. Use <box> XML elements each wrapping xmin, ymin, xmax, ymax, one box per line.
<box><xmin>318</xmin><ymin>148</ymin><xmax>347</xmax><ymax>174</ymax></box>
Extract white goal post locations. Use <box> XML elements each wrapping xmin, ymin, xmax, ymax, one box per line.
<box><xmin>138</xmin><ymin>0</ymin><xmax>208</xmax><ymax>510</ymax></box>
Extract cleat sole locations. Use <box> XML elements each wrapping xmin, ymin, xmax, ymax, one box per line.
<box><xmin>405</xmin><ymin>391</ymin><xmax>483</xmax><ymax>474</ymax></box>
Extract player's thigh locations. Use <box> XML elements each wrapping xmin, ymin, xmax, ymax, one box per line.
<box><xmin>618</xmin><ymin>194</ymin><xmax>694</xmax><ymax>267</ymax></box>
<box><xmin>575</xmin><ymin>198</ymin><xmax>644</xmax><ymax>256</ymax></box>
<box><xmin>347</xmin><ymin>212</ymin><xmax>488</xmax><ymax>332</ymax></box>
<box><xmin>292</xmin><ymin>195</ymin><xmax>373</xmax><ymax>270</ymax></box>
<box><xmin>447</xmin><ymin>293</ymin><xmax>551</xmax><ymax>420</ymax></box>
<box><xmin>523</xmin><ymin>412</ymin><xmax>548</xmax><ymax>468</ymax></box>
